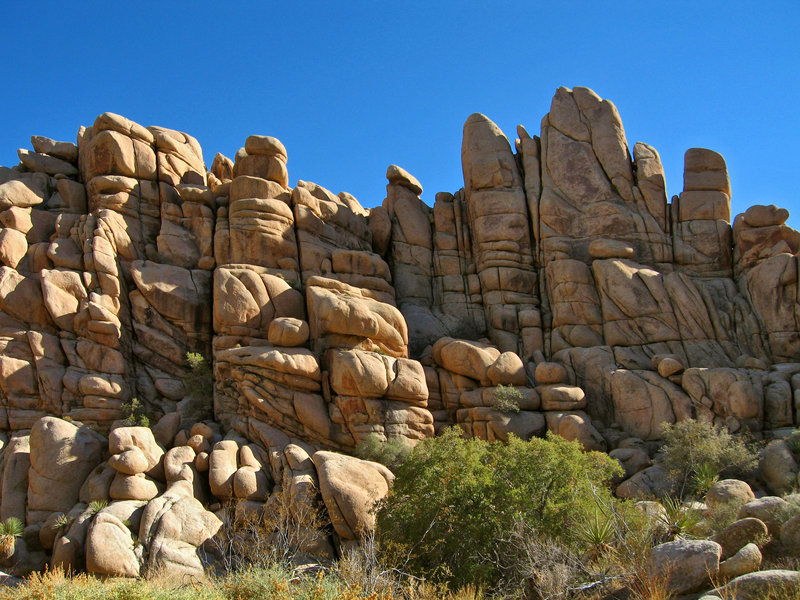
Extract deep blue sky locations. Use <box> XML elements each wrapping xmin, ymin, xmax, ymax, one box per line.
<box><xmin>2</xmin><ymin>2</ymin><xmax>798</xmax><ymax>229</ymax></box>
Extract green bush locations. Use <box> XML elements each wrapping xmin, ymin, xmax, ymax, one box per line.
<box><xmin>185</xmin><ymin>352</ymin><xmax>213</xmax><ymax>397</ymax></box>
<box><xmin>354</xmin><ymin>434</ymin><xmax>412</xmax><ymax>472</ymax></box>
<box><xmin>121</xmin><ymin>397</ymin><xmax>150</xmax><ymax>427</ymax></box>
<box><xmin>376</xmin><ymin>427</ymin><xmax>621</xmax><ymax>589</ymax></box>
<box><xmin>658</xmin><ymin>419</ymin><xmax>758</xmax><ymax>498</ymax></box>
<box><xmin>183</xmin><ymin>352</ymin><xmax>214</xmax><ymax>421</ymax></box>
<box><xmin>491</xmin><ymin>385</ymin><xmax>521</xmax><ymax>413</ymax></box>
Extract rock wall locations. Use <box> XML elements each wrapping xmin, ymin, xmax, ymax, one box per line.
<box><xmin>0</xmin><ymin>85</ymin><xmax>798</xmax><ymax>504</ymax></box>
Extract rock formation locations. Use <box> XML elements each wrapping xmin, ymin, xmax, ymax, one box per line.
<box><xmin>0</xmin><ymin>85</ymin><xmax>799</xmax><ymax>578</ymax></box>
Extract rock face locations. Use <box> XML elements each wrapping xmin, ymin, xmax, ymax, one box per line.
<box><xmin>0</xmin><ymin>87</ymin><xmax>800</xmax><ymax>578</ymax></box>
<box><xmin>1</xmin><ymin>88</ymin><xmax>798</xmax><ymax>451</ymax></box>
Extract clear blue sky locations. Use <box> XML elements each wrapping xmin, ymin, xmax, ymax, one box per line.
<box><xmin>2</xmin><ymin>1</ymin><xmax>798</xmax><ymax>229</ymax></box>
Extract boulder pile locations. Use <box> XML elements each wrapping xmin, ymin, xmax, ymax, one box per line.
<box><xmin>0</xmin><ymin>85</ymin><xmax>799</xmax><ymax>579</ymax></box>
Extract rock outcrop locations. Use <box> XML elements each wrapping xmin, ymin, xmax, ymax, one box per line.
<box><xmin>0</xmin><ymin>86</ymin><xmax>800</xmax><ymax>579</ymax></box>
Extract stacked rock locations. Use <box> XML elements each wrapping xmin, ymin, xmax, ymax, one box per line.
<box><xmin>234</xmin><ymin>136</ymin><xmax>288</xmax><ymax>188</ymax></box>
<box><xmin>18</xmin><ymin>136</ymin><xmax>79</xmax><ymax>179</ymax></box>
<box><xmin>534</xmin><ymin>361</ymin><xmax>605</xmax><ymax>452</ymax></box>
<box><xmin>673</xmin><ymin>148</ymin><xmax>733</xmax><ymax>276</ymax></box>
<box><xmin>431</xmin><ymin>337</ymin><xmax>543</xmax><ymax>441</ymax></box>
<box><xmin>107</xmin><ymin>427</ymin><xmax>166</xmax><ymax>501</ymax></box>
<box><xmin>208</xmin><ymin>436</ymin><xmax>272</xmax><ymax>508</ymax></box>
<box><xmin>207</xmin><ymin>152</ymin><xmax>234</xmax><ymax>190</ymax></box>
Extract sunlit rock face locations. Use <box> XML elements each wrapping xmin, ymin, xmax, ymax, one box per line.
<box><xmin>0</xmin><ymin>86</ymin><xmax>798</xmax><ymax>475</ymax></box>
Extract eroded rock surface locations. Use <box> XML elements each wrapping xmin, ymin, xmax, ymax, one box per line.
<box><xmin>1</xmin><ymin>87</ymin><xmax>800</xmax><ymax>580</ymax></box>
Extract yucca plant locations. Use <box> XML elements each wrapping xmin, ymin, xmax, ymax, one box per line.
<box><xmin>577</xmin><ymin>509</ymin><xmax>616</xmax><ymax>562</ymax></box>
<box><xmin>87</xmin><ymin>499</ymin><xmax>108</xmax><ymax>516</ymax></box>
<box><xmin>54</xmin><ymin>513</ymin><xmax>73</xmax><ymax>532</ymax></box>
<box><xmin>0</xmin><ymin>517</ymin><xmax>24</xmax><ymax>560</ymax></box>
<box><xmin>691</xmin><ymin>461</ymin><xmax>720</xmax><ymax>497</ymax></box>
<box><xmin>659</xmin><ymin>496</ymin><xmax>704</xmax><ymax>541</ymax></box>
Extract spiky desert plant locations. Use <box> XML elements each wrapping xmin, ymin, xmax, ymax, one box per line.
<box><xmin>691</xmin><ymin>461</ymin><xmax>720</xmax><ymax>496</ymax></box>
<box><xmin>87</xmin><ymin>499</ymin><xmax>108</xmax><ymax>516</ymax></box>
<box><xmin>53</xmin><ymin>513</ymin><xmax>73</xmax><ymax>532</ymax></box>
<box><xmin>577</xmin><ymin>509</ymin><xmax>616</xmax><ymax>562</ymax></box>
<box><xmin>0</xmin><ymin>517</ymin><xmax>23</xmax><ymax>560</ymax></box>
<box><xmin>659</xmin><ymin>496</ymin><xmax>704</xmax><ymax>541</ymax></box>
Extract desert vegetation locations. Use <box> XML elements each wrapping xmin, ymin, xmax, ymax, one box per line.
<box><xmin>4</xmin><ymin>422</ymin><xmax>800</xmax><ymax>600</ymax></box>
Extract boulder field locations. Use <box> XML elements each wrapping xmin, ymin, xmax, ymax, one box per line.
<box><xmin>0</xmin><ymin>85</ymin><xmax>799</xmax><ymax>578</ymax></box>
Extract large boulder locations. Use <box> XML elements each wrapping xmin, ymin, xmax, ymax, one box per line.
<box><xmin>737</xmin><ymin>496</ymin><xmax>791</xmax><ymax>535</ymax></box>
<box><xmin>27</xmin><ymin>418</ymin><xmax>106</xmax><ymax>522</ymax></box>
<box><xmin>717</xmin><ymin>543</ymin><xmax>761</xmax><ymax>581</ymax></box>
<box><xmin>108</xmin><ymin>427</ymin><xmax>165</xmax><ymax>479</ymax></box>
<box><xmin>648</xmin><ymin>539</ymin><xmax>721</xmax><ymax>595</ymax></box>
<box><xmin>711</xmin><ymin>517</ymin><xmax>769</xmax><ymax>561</ymax></box>
<box><xmin>306</xmin><ymin>277</ymin><xmax>408</xmax><ymax>357</ymax></box>
<box><xmin>50</xmin><ymin>503</ymin><xmax>92</xmax><ymax>572</ymax></box>
<box><xmin>312</xmin><ymin>451</ymin><xmax>394</xmax><ymax>540</ymax></box>
<box><xmin>0</xmin><ymin>434</ymin><xmax>30</xmax><ymax>522</ymax></box>
<box><xmin>139</xmin><ymin>482</ymin><xmax>222</xmax><ymax>579</ymax></box>
<box><xmin>713</xmin><ymin>570</ymin><xmax>800</xmax><ymax>600</ymax></box>
<box><xmin>85</xmin><ymin>510</ymin><xmax>141</xmax><ymax>577</ymax></box>
<box><xmin>705</xmin><ymin>479</ymin><xmax>755</xmax><ymax>511</ymax></box>
<box><xmin>759</xmin><ymin>439</ymin><xmax>798</xmax><ymax>494</ymax></box>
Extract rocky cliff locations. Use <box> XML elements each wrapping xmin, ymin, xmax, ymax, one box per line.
<box><xmin>0</xmin><ymin>86</ymin><xmax>798</xmax><ymax>577</ymax></box>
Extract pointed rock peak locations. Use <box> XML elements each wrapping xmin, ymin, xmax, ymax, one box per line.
<box><xmin>464</xmin><ymin>112</ymin><xmax>493</xmax><ymax>127</ymax></box>
<box><xmin>386</xmin><ymin>164</ymin><xmax>422</xmax><ymax>196</ymax></box>
<box><xmin>516</xmin><ymin>124</ymin><xmax>531</xmax><ymax>140</ymax></box>
<box><xmin>572</xmin><ymin>86</ymin><xmax>603</xmax><ymax>107</ymax></box>
<box><xmin>462</xmin><ymin>112</ymin><xmax>512</xmax><ymax>157</ymax></box>
<box><xmin>633</xmin><ymin>142</ymin><xmax>660</xmax><ymax>162</ymax></box>
<box><xmin>548</xmin><ymin>87</ymin><xmax>590</xmax><ymax>142</ymax></box>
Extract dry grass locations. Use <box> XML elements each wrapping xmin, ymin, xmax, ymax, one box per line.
<box><xmin>0</xmin><ymin>565</ymin><xmax>493</xmax><ymax>600</ymax></box>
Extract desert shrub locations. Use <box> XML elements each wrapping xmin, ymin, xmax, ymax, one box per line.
<box><xmin>183</xmin><ymin>352</ymin><xmax>214</xmax><ymax>421</ymax></box>
<box><xmin>490</xmin><ymin>384</ymin><xmax>521</xmax><ymax>413</ymax></box>
<box><xmin>185</xmin><ymin>352</ymin><xmax>213</xmax><ymax>397</ymax></box>
<box><xmin>54</xmin><ymin>513</ymin><xmax>74</xmax><ymax>533</ymax></box>
<box><xmin>691</xmin><ymin>461</ymin><xmax>720</xmax><ymax>496</ymax></box>
<box><xmin>212</xmin><ymin>487</ymin><xmax>331</xmax><ymax>574</ymax></box>
<box><xmin>376</xmin><ymin>427</ymin><xmax>621</xmax><ymax>589</ymax></box>
<box><xmin>701</xmin><ymin>498</ymin><xmax>743</xmax><ymax>536</ymax></box>
<box><xmin>121</xmin><ymin>397</ymin><xmax>150</xmax><ymax>427</ymax></box>
<box><xmin>495</xmin><ymin>521</ymin><xmax>598</xmax><ymax>599</ymax></box>
<box><xmin>354</xmin><ymin>435</ymin><xmax>412</xmax><ymax>472</ymax></box>
<box><xmin>658</xmin><ymin>419</ymin><xmax>758</xmax><ymax>498</ymax></box>
<box><xmin>657</xmin><ymin>496</ymin><xmax>704</xmax><ymax>541</ymax></box>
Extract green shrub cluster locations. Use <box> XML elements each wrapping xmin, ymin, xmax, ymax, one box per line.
<box><xmin>658</xmin><ymin>419</ymin><xmax>758</xmax><ymax>497</ymax></box>
<box><xmin>183</xmin><ymin>352</ymin><xmax>214</xmax><ymax>421</ymax></box>
<box><xmin>490</xmin><ymin>384</ymin><xmax>521</xmax><ymax>413</ymax></box>
<box><xmin>376</xmin><ymin>427</ymin><xmax>621</xmax><ymax>588</ymax></box>
<box><xmin>185</xmin><ymin>352</ymin><xmax>213</xmax><ymax>399</ymax></box>
<box><xmin>354</xmin><ymin>435</ymin><xmax>412</xmax><ymax>472</ymax></box>
<box><xmin>121</xmin><ymin>397</ymin><xmax>150</xmax><ymax>427</ymax></box>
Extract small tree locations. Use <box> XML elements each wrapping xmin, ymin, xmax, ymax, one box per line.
<box><xmin>376</xmin><ymin>427</ymin><xmax>621</xmax><ymax>588</ymax></box>
<box><xmin>183</xmin><ymin>352</ymin><xmax>214</xmax><ymax>421</ymax></box>
<box><xmin>658</xmin><ymin>419</ymin><xmax>758</xmax><ymax>498</ymax></box>
<box><xmin>121</xmin><ymin>397</ymin><xmax>150</xmax><ymax>427</ymax></box>
<box><xmin>491</xmin><ymin>384</ymin><xmax>522</xmax><ymax>413</ymax></box>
